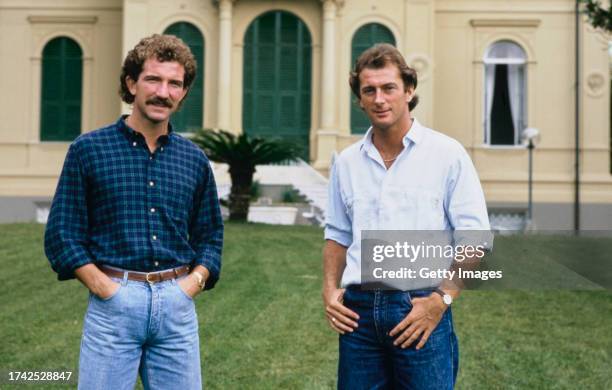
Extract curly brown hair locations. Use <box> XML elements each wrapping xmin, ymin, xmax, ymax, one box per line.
<box><xmin>119</xmin><ymin>34</ymin><xmax>197</xmax><ymax>104</ymax></box>
<box><xmin>349</xmin><ymin>43</ymin><xmax>419</xmax><ymax>111</ymax></box>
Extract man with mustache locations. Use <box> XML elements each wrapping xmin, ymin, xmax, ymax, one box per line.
<box><xmin>45</xmin><ymin>34</ymin><xmax>223</xmax><ymax>389</ymax></box>
<box><xmin>323</xmin><ymin>44</ymin><xmax>490</xmax><ymax>389</ymax></box>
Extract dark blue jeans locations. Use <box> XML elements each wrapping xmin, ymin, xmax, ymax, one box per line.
<box><xmin>338</xmin><ymin>288</ymin><xmax>458</xmax><ymax>390</ymax></box>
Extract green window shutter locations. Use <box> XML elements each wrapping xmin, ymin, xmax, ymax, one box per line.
<box><xmin>164</xmin><ymin>22</ymin><xmax>204</xmax><ymax>132</ymax></box>
<box><xmin>243</xmin><ymin>11</ymin><xmax>312</xmax><ymax>160</ymax></box>
<box><xmin>350</xmin><ymin>24</ymin><xmax>396</xmax><ymax>134</ymax></box>
<box><xmin>40</xmin><ymin>37</ymin><xmax>83</xmax><ymax>141</ymax></box>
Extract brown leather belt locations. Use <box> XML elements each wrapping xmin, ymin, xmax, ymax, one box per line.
<box><xmin>100</xmin><ymin>265</ymin><xmax>190</xmax><ymax>283</ymax></box>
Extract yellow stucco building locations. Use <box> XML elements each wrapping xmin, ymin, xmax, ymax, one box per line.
<box><xmin>0</xmin><ymin>0</ymin><xmax>610</xmax><ymax>229</ymax></box>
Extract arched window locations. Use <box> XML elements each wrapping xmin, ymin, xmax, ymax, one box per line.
<box><xmin>243</xmin><ymin>11</ymin><xmax>312</xmax><ymax>160</ymax></box>
<box><xmin>40</xmin><ymin>37</ymin><xmax>82</xmax><ymax>141</ymax></box>
<box><xmin>484</xmin><ymin>40</ymin><xmax>527</xmax><ymax>145</ymax></box>
<box><xmin>164</xmin><ymin>22</ymin><xmax>204</xmax><ymax>132</ymax></box>
<box><xmin>350</xmin><ymin>23</ymin><xmax>396</xmax><ymax>134</ymax></box>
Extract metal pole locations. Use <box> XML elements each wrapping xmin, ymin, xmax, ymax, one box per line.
<box><xmin>528</xmin><ymin>140</ymin><xmax>534</xmax><ymax>223</ymax></box>
<box><xmin>574</xmin><ymin>0</ymin><xmax>581</xmax><ymax>232</ymax></box>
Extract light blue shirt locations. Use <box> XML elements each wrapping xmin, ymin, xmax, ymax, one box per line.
<box><xmin>324</xmin><ymin>118</ymin><xmax>491</xmax><ymax>288</ymax></box>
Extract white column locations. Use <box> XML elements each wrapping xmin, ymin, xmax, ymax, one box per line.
<box><xmin>404</xmin><ymin>0</ymin><xmax>434</xmax><ymax>126</ymax></box>
<box><xmin>319</xmin><ymin>0</ymin><xmax>337</xmax><ymax>130</ymax></box>
<box><xmin>313</xmin><ymin>0</ymin><xmax>339</xmax><ymax>170</ymax></box>
<box><xmin>217</xmin><ymin>0</ymin><xmax>233</xmax><ymax>130</ymax></box>
<box><xmin>122</xmin><ymin>0</ymin><xmax>149</xmax><ymax>114</ymax></box>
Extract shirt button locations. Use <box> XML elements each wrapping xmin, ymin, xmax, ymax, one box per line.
<box><xmin>154</xmin><ymin>261</ymin><xmax>159</xmax><ymax>267</ymax></box>
<box><xmin>160</xmin><ymin>147</ymin><xmax>164</xmax><ymax>152</ymax></box>
<box><xmin>149</xmin><ymin>156</ymin><xmax>153</xmax><ymax>160</ymax></box>
<box><xmin>149</xmin><ymin>181</ymin><xmax>155</xmax><ymax>187</ymax></box>
<box><xmin>152</xmin><ymin>235</ymin><xmax>157</xmax><ymax>241</ymax></box>
<box><xmin>150</xmin><ymin>208</ymin><xmax>156</xmax><ymax>213</ymax></box>
<box><xmin>132</xmin><ymin>141</ymin><xmax>137</xmax><ymax>147</ymax></box>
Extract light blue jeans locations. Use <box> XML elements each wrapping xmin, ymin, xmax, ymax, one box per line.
<box><xmin>78</xmin><ymin>273</ymin><xmax>201</xmax><ymax>390</ymax></box>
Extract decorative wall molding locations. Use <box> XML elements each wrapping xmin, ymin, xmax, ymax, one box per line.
<box><xmin>585</xmin><ymin>25</ymin><xmax>610</xmax><ymax>50</ymax></box>
<box><xmin>585</xmin><ymin>71</ymin><xmax>606</xmax><ymax>98</ymax></box>
<box><xmin>470</xmin><ymin>19</ymin><xmax>541</xmax><ymax>28</ymax></box>
<box><xmin>406</xmin><ymin>54</ymin><xmax>431</xmax><ymax>82</ymax></box>
<box><xmin>27</xmin><ymin>16</ymin><xmax>98</xmax><ymax>24</ymax></box>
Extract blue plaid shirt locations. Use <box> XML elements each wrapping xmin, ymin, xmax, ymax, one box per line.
<box><xmin>45</xmin><ymin>116</ymin><xmax>223</xmax><ymax>290</ymax></box>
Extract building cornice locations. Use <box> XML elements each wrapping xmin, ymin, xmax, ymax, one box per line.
<box><xmin>470</xmin><ymin>19</ymin><xmax>541</xmax><ymax>28</ymax></box>
<box><xmin>27</xmin><ymin>15</ymin><xmax>98</xmax><ymax>24</ymax></box>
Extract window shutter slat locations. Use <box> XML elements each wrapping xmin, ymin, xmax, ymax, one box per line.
<box><xmin>41</xmin><ymin>37</ymin><xmax>82</xmax><ymax>141</ymax></box>
<box><xmin>243</xmin><ymin>11</ymin><xmax>312</xmax><ymax>160</ymax></box>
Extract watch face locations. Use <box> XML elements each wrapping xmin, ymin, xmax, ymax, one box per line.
<box><xmin>443</xmin><ymin>295</ymin><xmax>452</xmax><ymax>305</ymax></box>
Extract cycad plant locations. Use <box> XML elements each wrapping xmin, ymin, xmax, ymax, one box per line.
<box><xmin>192</xmin><ymin>129</ymin><xmax>301</xmax><ymax>221</ymax></box>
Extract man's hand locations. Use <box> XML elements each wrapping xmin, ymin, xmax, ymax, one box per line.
<box><xmin>323</xmin><ymin>287</ymin><xmax>359</xmax><ymax>334</ymax></box>
<box><xmin>178</xmin><ymin>274</ymin><xmax>201</xmax><ymax>299</ymax></box>
<box><xmin>389</xmin><ymin>294</ymin><xmax>447</xmax><ymax>350</ymax></box>
<box><xmin>74</xmin><ymin>264</ymin><xmax>120</xmax><ymax>299</ymax></box>
<box><xmin>95</xmin><ymin>277</ymin><xmax>120</xmax><ymax>300</ymax></box>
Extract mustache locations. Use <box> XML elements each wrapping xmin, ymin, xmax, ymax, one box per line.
<box><xmin>146</xmin><ymin>97</ymin><xmax>173</xmax><ymax>108</ymax></box>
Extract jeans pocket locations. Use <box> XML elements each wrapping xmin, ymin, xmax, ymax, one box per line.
<box><xmin>175</xmin><ymin>280</ymin><xmax>194</xmax><ymax>302</ymax></box>
<box><xmin>391</xmin><ymin>292</ymin><xmax>412</xmax><ymax>324</ymax></box>
<box><xmin>408</xmin><ymin>289</ymin><xmax>433</xmax><ymax>300</ymax></box>
<box><xmin>342</xmin><ymin>288</ymin><xmax>368</xmax><ymax>310</ymax></box>
<box><xmin>93</xmin><ymin>278</ymin><xmax>123</xmax><ymax>302</ymax></box>
<box><xmin>402</xmin><ymin>291</ymin><xmax>413</xmax><ymax>308</ymax></box>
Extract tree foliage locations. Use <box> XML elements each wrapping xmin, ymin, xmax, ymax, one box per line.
<box><xmin>580</xmin><ymin>0</ymin><xmax>612</xmax><ymax>32</ymax></box>
<box><xmin>192</xmin><ymin>129</ymin><xmax>301</xmax><ymax>221</ymax></box>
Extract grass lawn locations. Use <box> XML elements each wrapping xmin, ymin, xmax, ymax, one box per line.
<box><xmin>0</xmin><ymin>223</ymin><xmax>611</xmax><ymax>389</ymax></box>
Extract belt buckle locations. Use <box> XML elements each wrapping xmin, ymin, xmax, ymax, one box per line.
<box><xmin>145</xmin><ymin>272</ymin><xmax>156</xmax><ymax>284</ymax></box>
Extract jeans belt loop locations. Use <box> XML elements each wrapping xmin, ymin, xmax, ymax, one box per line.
<box><xmin>122</xmin><ymin>270</ymin><xmax>129</xmax><ymax>286</ymax></box>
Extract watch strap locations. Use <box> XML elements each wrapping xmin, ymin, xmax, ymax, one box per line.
<box><xmin>433</xmin><ymin>288</ymin><xmax>451</xmax><ymax>305</ymax></box>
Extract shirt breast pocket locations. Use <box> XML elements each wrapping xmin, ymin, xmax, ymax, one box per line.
<box><xmin>389</xmin><ymin>188</ymin><xmax>445</xmax><ymax>229</ymax></box>
<box><xmin>346</xmin><ymin>194</ymin><xmax>377</xmax><ymax>230</ymax></box>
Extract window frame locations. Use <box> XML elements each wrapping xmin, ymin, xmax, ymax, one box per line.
<box><xmin>39</xmin><ymin>36</ymin><xmax>83</xmax><ymax>142</ymax></box>
<box><xmin>241</xmin><ymin>10</ymin><xmax>313</xmax><ymax>161</ymax></box>
<box><xmin>483</xmin><ymin>40</ymin><xmax>528</xmax><ymax>147</ymax></box>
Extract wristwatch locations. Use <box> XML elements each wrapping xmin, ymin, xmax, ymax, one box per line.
<box><xmin>191</xmin><ymin>271</ymin><xmax>206</xmax><ymax>291</ymax></box>
<box><xmin>433</xmin><ymin>288</ymin><xmax>452</xmax><ymax>306</ymax></box>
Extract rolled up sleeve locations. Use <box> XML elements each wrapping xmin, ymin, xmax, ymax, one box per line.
<box><xmin>44</xmin><ymin>142</ymin><xmax>95</xmax><ymax>280</ymax></box>
<box><xmin>444</xmin><ymin>146</ymin><xmax>494</xmax><ymax>250</ymax></box>
<box><xmin>324</xmin><ymin>161</ymin><xmax>352</xmax><ymax>248</ymax></box>
<box><xmin>189</xmin><ymin>161</ymin><xmax>224</xmax><ymax>290</ymax></box>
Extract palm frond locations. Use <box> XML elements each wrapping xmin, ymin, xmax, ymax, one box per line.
<box><xmin>192</xmin><ymin>129</ymin><xmax>301</xmax><ymax>168</ymax></box>
<box><xmin>191</xmin><ymin>128</ymin><xmax>302</xmax><ymax>221</ymax></box>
